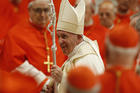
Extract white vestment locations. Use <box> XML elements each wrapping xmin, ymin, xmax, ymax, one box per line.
<box><xmin>57</xmin><ymin>36</ymin><xmax>105</xmax><ymax>93</ymax></box>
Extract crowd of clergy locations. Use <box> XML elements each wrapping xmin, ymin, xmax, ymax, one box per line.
<box><xmin>0</xmin><ymin>0</ymin><xmax>140</xmax><ymax>93</ymax></box>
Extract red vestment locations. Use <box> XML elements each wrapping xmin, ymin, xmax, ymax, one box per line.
<box><xmin>0</xmin><ymin>19</ymin><xmax>66</xmax><ymax>75</ymax></box>
<box><xmin>0</xmin><ymin>0</ymin><xmax>30</xmax><ymax>40</ymax></box>
<box><xmin>99</xmin><ymin>66</ymin><xmax>140</xmax><ymax>93</ymax></box>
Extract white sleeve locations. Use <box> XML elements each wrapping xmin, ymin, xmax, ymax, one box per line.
<box><xmin>75</xmin><ymin>54</ymin><xmax>105</xmax><ymax>75</ymax></box>
<box><xmin>12</xmin><ymin>60</ymin><xmax>47</xmax><ymax>85</ymax></box>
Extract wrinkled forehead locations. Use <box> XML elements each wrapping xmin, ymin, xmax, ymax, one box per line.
<box><xmin>57</xmin><ymin>30</ymin><xmax>77</xmax><ymax>36</ymax></box>
<box><xmin>32</xmin><ymin>0</ymin><xmax>50</xmax><ymax>8</ymax></box>
<box><xmin>99</xmin><ymin>3</ymin><xmax>116</xmax><ymax>14</ymax></box>
<box><xmin>99</xmin><ymin>8</ymin><xmax>114</xmax><ymax>14</ymax></box>
<box><xmin>57</xmin><ymin>30</ymin><xmax>70</xmax><ymax>35</ymax></box>
<box><xmin>100</xmin><ymin>2</ymin><xmax>115</xmax><ymax>10</ymax></box>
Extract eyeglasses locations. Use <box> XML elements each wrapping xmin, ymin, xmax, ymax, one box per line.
<box><xmin>32</xmin><ymin>8</ymin><xmax>50</xmax><ymax>13</ymax></box>
<box><xmin>99</xmin><ymin>12</ymin><xmax>111</xmax><ymax>18</ymax></box>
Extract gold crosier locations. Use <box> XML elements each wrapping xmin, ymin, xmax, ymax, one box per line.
<box><xmin>44</xmin><ymin>31</ymin><xmax>53</xmax><ymax>72</ymax></box>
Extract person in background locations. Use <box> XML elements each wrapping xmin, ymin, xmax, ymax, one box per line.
<box><xmin>0</xmin><ymin>0</ymin><xmax>31</xmax><ymax>51</ymax></box>
<box><xmin>66</xmin><ymin>66</ymin><xmax>101</xmax><ymax>93</ymax></box>
<box><xmin>115</xmin><ymin>0</ymin><xmax>135</xmax><ymax>24</ymax></box>
<box><xmin>99</xmin><ymin>24</ymin><xmax>140</xmax><ymax>93</ymax></box>
<box><xmin>98</xmin><ymin>1</ymin><xmax>116</xmax><ymax>29</ymax></box>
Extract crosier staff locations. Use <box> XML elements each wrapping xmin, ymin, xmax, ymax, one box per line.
<box><xmin>46</xmin><ymin>0</ymin><xmax>58</xmax><ymax>89</ymax></box>
<box><xmin>47</xmin><ymin>0</ymin><xmax>57</xmax><ymax>65</ymax></box>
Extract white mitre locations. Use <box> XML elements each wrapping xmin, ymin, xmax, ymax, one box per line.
<box><xmin>76</xmin><ymin>0</ymin><xmax>92</xmax><ymax>5</ymax></box>
<box><xmin>57</xmin><ymin>0</ymin><xmax>85</xmax><ymax>35</ymax></box>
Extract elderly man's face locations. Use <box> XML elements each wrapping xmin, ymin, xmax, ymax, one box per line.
<box><xmin>57</xmin><ymin>30</ymin><xmax>80</xmax><ymax>55</ymax></box>
<box><xmin>29</xmin><ymin>1</ymin><xmax>50</xmax><ymax>28</ymax></box>
<box><xmin>117</xmin><ymin>0</ymin><xmax>130</xmax><ymax>14</ymax></box>
<box><xmin>99</xmin><ymin>6</ymin><xmax>115</xmax><ymax>28</ymax></box>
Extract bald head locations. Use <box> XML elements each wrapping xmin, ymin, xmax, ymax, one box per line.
<box><xmin>28</xmin><ymin>0</ymin><xmax>50</xmax><ymax>9</ymax></box>
<box><xmin>99</xmin><ymin>1</ymin><xmax>116</xmax><ymax>14</ymax></box>
<box><xmin>99</xmin><ymin>1</ymin><xmax>116</xmax><ymax>28</ymax></box>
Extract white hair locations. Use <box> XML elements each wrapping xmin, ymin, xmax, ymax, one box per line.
<box><xmin>28</xmin><ymin>0</ymin><xmax>50</xmax><ymax>9</ymax></box>
<box><xmin>99</xmin><ymin>1</ymin><xmax>117</xmax><ymax>14</ymax></box>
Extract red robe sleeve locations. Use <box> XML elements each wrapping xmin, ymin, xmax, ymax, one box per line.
<box><xmin>0</xmin><ymin>29</ymin><xmax>26</xmax><ymax>72</ymax></box>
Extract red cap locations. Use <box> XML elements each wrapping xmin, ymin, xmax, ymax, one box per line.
<box><xmin>109</xmin><ymin>24</ymin><xmax>139</xmax><ymax>48</ymax></box>
<box><xmin>67</xmin><ymin>66</ymin><xmax>98</xmax><ymax>91</ymax></box>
